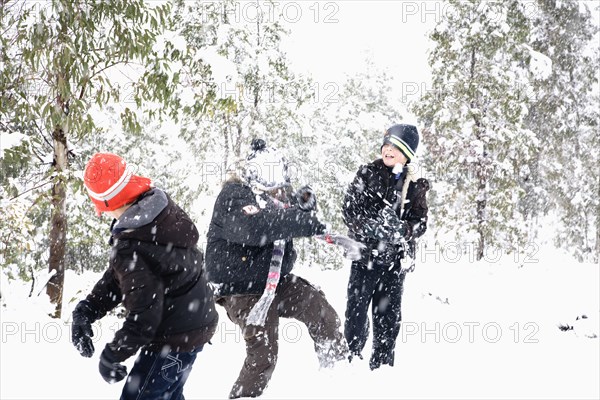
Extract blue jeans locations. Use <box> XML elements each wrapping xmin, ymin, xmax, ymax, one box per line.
<box><xmin>120</xmin><ymin>345</ymin><xmax>203</xmax><ymax>400</ymax></box>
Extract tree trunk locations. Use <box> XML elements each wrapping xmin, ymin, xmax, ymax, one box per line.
<box><xmin>596</xmin><ymin>216</ymin><xmax>599</xmax><ymax>263</ymax></box>
<box><xmin>474</xmin><ymin>119</ymin><xmax>487</xmax><ymax>261</ymax></box>
<box><xmin>596</xmin><ymin>171</ymin><xmax>600</xmax><ymax>263</ymax></box>
<box><xmin>234</xmin><ymin>123</ymin><xmax>242</xmax><ymax>159</ymax></box>
<box><xmin>223</xmin><ymin>114</ymin><xmax>230</xmax><ymax>171</ymax></box>
<box><xmin>469</xmin><ymin>47</ymin><xmax>487</xmax><ymax>261</ymax></box>
<box><xmin>475</xmin><ymin>158</ymin><xmax>487</xmax><ymax>261</ymax></box>
<box><xmin>47</xmin><ymin>127</ymin><xmax>68</xmax><ymax>318</ymax></box>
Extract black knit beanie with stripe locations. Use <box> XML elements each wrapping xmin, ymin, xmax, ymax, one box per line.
<box><xmin>381</xmin><ymin>124</ymin><xmax>419</xmax><ymax>163</ymax></box>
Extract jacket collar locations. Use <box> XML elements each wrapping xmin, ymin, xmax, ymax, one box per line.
<box><xmin>373</xmin><ymin>159</ymin><xmax>408</xmax><ymax>190</ymax></box>
<box><xmin>112</xmin><ymin>188</ymin><xmax>168</xmax><ymax>232</ymax></box>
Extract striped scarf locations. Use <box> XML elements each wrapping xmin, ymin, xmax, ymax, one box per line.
<box><xmin>246</xmin><ymin>195</ymin><xmax>287</xmax><ymax>326</ymax></box>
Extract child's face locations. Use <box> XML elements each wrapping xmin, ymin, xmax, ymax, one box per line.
<box><xmin>104</xmin><ymin>204</ymin><xmax>131</xmax><ymax>220</ymax></box>
<box><xmin>381</xmin><ymin>144</ymin><xmax>407</xmax><ymax>167</ymax></box>
<box><xmin>267</xmin><ymin>186</ymin><xmax>290</xmax><ymax>202</ymax></box>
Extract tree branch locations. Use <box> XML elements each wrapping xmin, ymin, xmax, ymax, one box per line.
<box><xmin>9</xmin><ymin>179</ymin><xmax>52</xmax><ymax>201</ymax></box>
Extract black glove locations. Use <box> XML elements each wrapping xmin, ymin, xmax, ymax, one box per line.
<box><xmin>380</xmin><ymin>207</ymin><xmax>411</xmax><ymax>243</ymax></box>
<box><xmin>363</xmin><ymin>218</ymin><xmax>392</xmax><ymax>241</ymax></box>
<box><xmin>362</xmin><ymin>220</ymin><xmax>377</xmax><ymax>239</ymax></box>
<box><xmin>99</xmin><ymin>347</ymin><xmax>128</xmax><ymax>384</ymax></box>
<box><xmin>400</xmin><ymin>241</ymin><xmax>416</xmax><ymax>273</ymax></box>
<box><xmin>295</xmin><ymin>185</ymin><xmax>317</xmax><ymax>211</ymax></box>
<box><xmin>71</xmin><ymin>300</ymin><xmax>96</xmax><ymax>358</ymax></box>
<box><xmin>363</xmin><ymin>209</ymin><xmax>411</xmax><ymax>243</ymax></box>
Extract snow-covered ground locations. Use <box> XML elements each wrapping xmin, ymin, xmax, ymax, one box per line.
<box><xmin>1</xmin><ymin>244</ymin><xmax>598</xmax><ymax>399</ymax></box>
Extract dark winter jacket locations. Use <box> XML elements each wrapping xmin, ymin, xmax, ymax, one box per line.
<box><xmin>342</xmin><ymin>159</ymin><xmax>429</xmax><ymax>266</ymax></box>
<box><xmin>205</xmin><ymin>181</ymin><xmax>327</xmax><ymax>295</ymax></box>
<box><xmin>80</xmin><ymin>188</ymin><xmax>218</xmax><ymax>362</ymax></box>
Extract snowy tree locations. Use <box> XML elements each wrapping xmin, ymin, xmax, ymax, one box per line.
<box><xmin>412</xmin><ymin>0</ymin><xmax>538</xmax><ymax>260</ymax></box>
<box><xmin>0</xmin><ymin>0</ymin><xmax>176</xmax><ymax>317</ymax></box>
<box><xmin>523</xmin><ymin>0</ymin><xmax>599</xmax><ymax>262</ymax></box>
<box><xmin>174</xmin><ymin>0</ymin><xmax>314</xmax><ymax>194</ymax></box>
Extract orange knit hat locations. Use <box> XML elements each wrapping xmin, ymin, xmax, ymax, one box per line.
<box><xmin>83</xmin><ymin>153</ymin><xmax>151</xmax><ymax>215</ymax></box>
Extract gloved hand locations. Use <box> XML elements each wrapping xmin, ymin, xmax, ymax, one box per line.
<box><xmin>363</xmin><ymin>219</ymin><xmax>393</xmax><ymax>241</ymax></box>
<box><xmin>400</xmin><ymin>242</ymin><xmax>416</xmax><ymax>273</ymax></box>
<box><xmin>363</xmin><ymin>210</ymin><xmax>410</xmax><ymax>243</ymax></box>
<box><xmin>71</xmin><ymin>300</ymin><xmax>96</xmax><ymax>358</ymax></box>
<box><xmin>99</xmin><ymin>347</ymin><xmax>128</xmax><ymax>384</ymax></box>
<box><xmin>295</xmin><ymin>185</ymin><xmax>317</xmax><ymax>211</ymax></box>
<box><xmin>401</xmin><ymin>258</ymin><xmax>416</xmax><ymax>273</ymax></box>
<box><xmin>380</xmin><ymin>207</ymin><xmax>411</xmax><ymax>244</ymax></box>
<box><xmin>320</xmin><ymin>233</ymin><xmax>366</xmax><ymax>261</ymax></box>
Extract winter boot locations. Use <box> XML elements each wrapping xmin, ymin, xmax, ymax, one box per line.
<box><xmin>316</xmin><ymin>338</ymin><xmax>350</xmax><ymax>368</ymax></box>
<box><xmin>369</xmin><ymin>349</ymin><xmax>395</xmax><ymax>370</ymax></box>
<box><xmin>348</xmin><ymin>351</ymin><xmax>363</xmax><ymax>363</ymax></box>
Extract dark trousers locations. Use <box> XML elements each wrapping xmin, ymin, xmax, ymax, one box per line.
<box><xmin>344</xmin><ymin>261</ymin><xmax>407</xmax><ymax>370</ymax></box>
<box><xmin>217</xmin><ymin>274</ymin><xmax>348</xmax><ymax>399</ymax></box>
<box><xmin>120</xmin><ymin>346</ymin><xmax>202</xmax><ymax>400</ymax></box>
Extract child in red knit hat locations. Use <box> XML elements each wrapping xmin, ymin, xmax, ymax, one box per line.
<box><xmin>71</xmin><ymin>152</ymin><xmax>218</xmax><ymax>400</ymax></box>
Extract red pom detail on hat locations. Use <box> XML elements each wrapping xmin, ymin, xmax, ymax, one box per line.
<box><xmin>83</xmin><ymin>153</ymin><xmax>152</xmax><ymax>215</ymax></box>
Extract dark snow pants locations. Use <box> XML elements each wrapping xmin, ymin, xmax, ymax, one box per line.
<box><xmin>216</xmin><ymin>274</ymin><xmax>348</xmax><ymax>399</ymax></box>
<box><xmin>344</xmin><ymin>260</ymin><xmax>407</xmax><ymax>370</ymax></box>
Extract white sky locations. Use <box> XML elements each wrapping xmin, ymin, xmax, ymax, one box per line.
<box><xmin>283</xmin><ymin>1</ymin><xmax>435</xmax><ymax>81</ymax></box>
<box><xmin>282</xmin><ymin>1</ymin><xmax>436</xmax><ymax>121</ymax></box>
<box><xmin>279</xmin><ymin>0</ymin><xmax>599</xmax><ymax>121</ymax></box>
